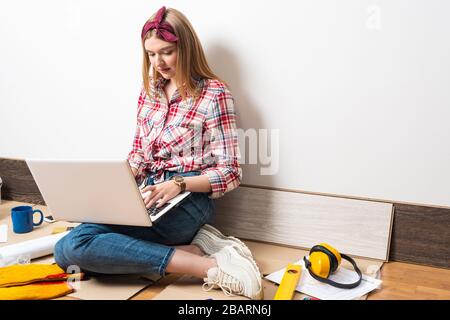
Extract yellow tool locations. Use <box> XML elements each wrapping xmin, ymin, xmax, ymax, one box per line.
<box><xmin>274</xmin><ymin>263</ymin><xmax>302</xmax><ymax>300</ymax></box>
<box><xmin>51</xmin><ymin>226</ymin><xmax>74</xmax><ymax>234</ymax></box>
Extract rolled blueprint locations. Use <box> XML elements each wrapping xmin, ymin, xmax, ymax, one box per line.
<box><xmin>0</xmin><ymin>231</ymin><xmax>70</xmax><ymax>263</ymax></box>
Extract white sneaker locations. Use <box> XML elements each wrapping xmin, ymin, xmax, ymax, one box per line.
<box><xmin>202</xmin><ymin>245</ymin><xmax>263</xmax><ymax>300</ymax></box>
<box><xmin>191</xmin><ymin>224</ymin><xmax>253</xmax><ymax>258</ymax></box>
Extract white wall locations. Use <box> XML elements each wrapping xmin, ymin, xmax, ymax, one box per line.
<box><xmin>1</xmin><ymin>0</ymin><xmax>449</xmax><ymax>208</ymax></box>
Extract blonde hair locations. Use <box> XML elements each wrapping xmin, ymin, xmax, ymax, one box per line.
<box><xmin>141</xmin><ymin>8</ymin><xmax>226</xmax><ymax>102</ymax></box>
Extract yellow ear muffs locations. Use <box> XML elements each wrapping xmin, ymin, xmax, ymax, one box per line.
<box><xmin>309</xmin><ymin>243</ymin><xmax>342</xmax><ymax>278</ymax></box>
<box><xmin>308</xmin><ymin>250</ymin><xmax>331</xmax><ymax>278</ymax></box>
<box><xmin>320</xmin><ymin>243</ymin><xmax>342</xmax><ymax>268</ymax></box>
<box><xmin>303</xmin><ymin>243</ymin><xmax>363</xmax><ymax>289</ymax></box>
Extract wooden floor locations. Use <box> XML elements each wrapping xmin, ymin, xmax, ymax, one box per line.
<box><xmin>368</xmin><ymin>262</ymin><xmax>450</xmax><ymax>300</ymax></box>
<box><xmin>129</xmin><ymin>262</ymin><xmax>450</xmax><ymax>300</ymax></box>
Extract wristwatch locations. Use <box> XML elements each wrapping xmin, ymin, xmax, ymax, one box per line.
<box><xmin>171</xmin><ymin>175</ymin><xmax>186</xmax><ymax>194</ymax></box>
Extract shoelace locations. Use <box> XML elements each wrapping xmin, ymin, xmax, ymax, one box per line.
<box><xmin>202</xmin><ymin>270</ymin><xmax>245</xmax><ymax>297</ymax></box>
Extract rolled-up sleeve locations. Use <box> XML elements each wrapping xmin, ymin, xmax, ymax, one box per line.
<box><xmin>127</xmin><ymin>87</ymin><xmax>147</xmax><ymax>185</ymax></box>
<box><xmin>201</xmin><ymin>87</ymin><xmax>242</xmax><ymax>199</ymax></box>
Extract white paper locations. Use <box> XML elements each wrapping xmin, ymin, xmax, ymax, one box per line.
<box><xmin>0</xmin><ymin>224</ymin><xmax>7</xmax><ymax>243</ymax></box>
<box><xmin>265</xmin><ymin>259</ymin><xmax>382</xmax><ymax>300</ymax></box>
<box><xmin>0</xmin><ymin>231</ymin><xmax>70</xmax><ymax>263</ymax></box>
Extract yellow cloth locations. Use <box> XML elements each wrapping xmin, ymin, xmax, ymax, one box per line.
<box><xmin>0</xmin><ymin>282</ymin><xmax>73</xmax><ymax>300</ymax></box>
<box><xmin>0</xmin><ymin>264</ymin><xmax>75</xmax><ymax>287</ymax></box>
<box><xmin>0</xmin><ymin>264</ymin><xmax>83</xmax><ymax>300</ymax></box>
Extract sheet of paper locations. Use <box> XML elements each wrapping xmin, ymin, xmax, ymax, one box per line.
<box><xmin>0</xmin><ymin>231</ymin><xmax>69</xmax><ymax>261</ymax></box>
<box><xmin>0</xmin><ymin>224</ymin><xmax>7</xmax><ymax>243</ymax></box>
<box><xmin>265</xmin><ymin>259</ymin><xmax>382</xmax><ymax>300</ymax></box>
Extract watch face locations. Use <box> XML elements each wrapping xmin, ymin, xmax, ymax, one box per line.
<box><xmin>174</xmin><ymin>176</ymin><xmax>184</xmax><ymax>183</ymax></box>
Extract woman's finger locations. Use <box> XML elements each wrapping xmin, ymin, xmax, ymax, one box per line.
<box><xmin>156</xmin><ymin>195</ymin><xmax>170</xmax><ymax>208</ymax></box>
<box><xmin>145</xmin><ymin>191</ymin><xmax>160</xmax><ymax>207</ymax></box>
<box><xmin>141</xmin><ymin>185</ymin><xmax>156</xmax><ymax>193</ymax></box>
<box><xmin>148</xmin><ymin>187</ymin><xmax>162</xmax><ymax>202</ymax></box>
<box><xmin>148</xmin><ymin>191</ymin><xmax>164</xmax><ymax>208</ymax></box>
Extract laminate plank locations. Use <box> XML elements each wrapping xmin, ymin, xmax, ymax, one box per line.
<box><xmin>0</xmin><ymin>158</ymin><xmax>44</xmax><ymax>205</ymax></box>
<box><xmin>213</xmin><ymin>187</ymin><xmax>393</xmax><ymax>260</ymax></box>
<box><xmin>389</xmin><ymin>204</ymin><xmax>450</xmax><ymax>268</ymax></box>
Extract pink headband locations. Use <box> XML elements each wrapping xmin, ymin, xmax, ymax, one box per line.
<box><xmin>141</xmin><ymin>6</ymin><xmax>178</xmax><ymax>42</ymax></box>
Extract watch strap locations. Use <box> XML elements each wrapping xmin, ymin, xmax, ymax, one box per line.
<box><xmin>171</xmin><ymin>176</ymin><xmax>186</xmax><ymax>194</ymax></box>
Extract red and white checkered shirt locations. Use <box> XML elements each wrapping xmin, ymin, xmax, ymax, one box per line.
<box><xmin>127</xmin><ymin>77</ymin><xmax>242</xmax><ymax>199</ymax></box>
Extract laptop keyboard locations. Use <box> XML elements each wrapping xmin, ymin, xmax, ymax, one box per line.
<box><xmin>147</xmin><ymin>202</ymin><xmax>171</xmax><ymax>216</ymax></box>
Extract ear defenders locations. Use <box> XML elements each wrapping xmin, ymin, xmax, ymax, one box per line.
<box><xmin>303</xmin><ymin>243</ymin><xmax>362</xmax><ymax>289</ymax></box>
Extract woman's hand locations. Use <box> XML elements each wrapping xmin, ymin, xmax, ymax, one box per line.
<box><xmin>141</xmin><ymin>180</ymin><xmax>181</xmax><ymax>209</ymax></box>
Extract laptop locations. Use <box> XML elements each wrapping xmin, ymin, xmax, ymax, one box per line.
<box><xmin>25</xmin><ymin>159</ymin><xmax>191</xmax><ymax>227</ymax></box>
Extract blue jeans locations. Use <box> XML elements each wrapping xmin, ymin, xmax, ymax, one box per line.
<box><xmin>54</xmin><ymin>171</ymin><xmax>215</xmax><ymax>276</ymax></box>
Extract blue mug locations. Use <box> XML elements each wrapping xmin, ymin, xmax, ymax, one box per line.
<box><xmin>11</xmin><ymin>206</ymin><xmax>44</xmax><ymax>234</ymax></box>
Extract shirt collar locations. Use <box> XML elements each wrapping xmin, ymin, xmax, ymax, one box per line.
<box><xmin>154</xmin><ymin>78</ymin><xmax>205</xmax><ymax>104</ymax></box>
<box><xmin>154</xmin><ymin>75</ymin><xmax>204</xmax><ymax>89</ymax></box>
<box><xmin>154</xmin><ymin>76</ymin><xmax>168</xmax><ymax>89</ymax></box>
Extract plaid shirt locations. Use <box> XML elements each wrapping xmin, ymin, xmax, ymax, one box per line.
<box><xmin>127</xmin><ymin>77</ymin><xmax>242</xmax><ymax>199</ymax></box>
